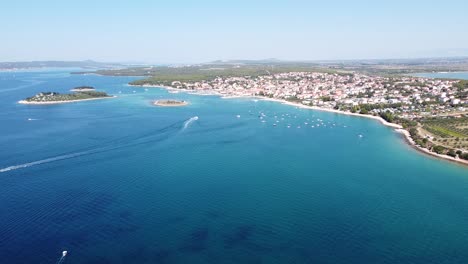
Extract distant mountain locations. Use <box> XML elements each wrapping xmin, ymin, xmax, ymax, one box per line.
<box><xmin>0</xmin><ymin>60</ymin><xmax>123</xmax><ymax>70</ymax></box>
<box><xmin>209</xmin><ymin>58</ymin><xmax>285</xmax><ymax>65</ymax></box>
<box><xmin>210</xmin><ymin>57</ymin><xmax>468</xmax><ymax>66</ymax></box>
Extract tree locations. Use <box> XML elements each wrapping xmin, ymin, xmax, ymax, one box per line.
<box><xmin>461</xmin><ymin>152</ymin><xmax>468</xmax><ymax>160</ymax></box>
<box><xmin>379</xmin><ymin>111</ymin><xmax>394</xmax><ymax>123</ymax></box>
<box><xmin>432</xmin><ymin>145</ymin><xmax>445</xmax><ymax>154</ymax></box>
<box><xmin>447</xmin><ymin>150</ymin><xmax>456</xmax><ymax>158</ymax></box>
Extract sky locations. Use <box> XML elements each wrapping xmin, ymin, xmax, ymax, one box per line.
<box><xmin>1</xmin><ymin>0</ymin><xmax>468</xmax><ymax>63</ymax></box>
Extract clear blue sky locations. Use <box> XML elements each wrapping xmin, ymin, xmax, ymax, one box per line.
<box><xmin>1</xmin><ymin>0</ymin><xmax>467</xmax><ymax>63</ymax></box>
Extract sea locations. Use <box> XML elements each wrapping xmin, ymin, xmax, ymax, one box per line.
<box><xmin>0</xmin><ymin>69</ymin><xmax>467</xmax><ymax>264</ymax></box>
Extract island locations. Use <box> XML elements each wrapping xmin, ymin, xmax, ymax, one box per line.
<box><xmin>70</xmin><ymin>86</ymin><xmax>96</xmax><ymax>92</ymax></box>
<box><xmin>19</xmin><ymin>90</ymin><xmax>113</xmax><ymax>104</ymax></box>
<box><xmin>153</xmin><ymin>99</ymin><xmax>188</xmax><ymax>107</ymax></box>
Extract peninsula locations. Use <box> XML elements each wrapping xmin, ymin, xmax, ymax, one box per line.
<box><xmin>19</xmin><ymin>90</ymin><xmax>113</xmax><ymax>104</ymax></box>
<box><xmin>153</xmin><ymin>99</ymin><xmax>188</xmax><ymax>107</ymax></box>
<box><xmin>86</xmin><ymin>61</ymin><xmax>468</xmax><ymax>164</ymax></box>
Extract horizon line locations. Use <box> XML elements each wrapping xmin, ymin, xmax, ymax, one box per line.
<box><xmin>2</xmin><ymin>55</ymin><xmax>468</xmax><ymax>66</ymax></box>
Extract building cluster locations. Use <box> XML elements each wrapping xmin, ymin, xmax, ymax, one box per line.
<box><xmin>171</xmin><ymin>72</ymin><xmax>467</xmax><ymax>118</ymax></box>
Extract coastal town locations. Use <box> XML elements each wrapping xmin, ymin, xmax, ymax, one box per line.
<box><xmin>134</xmin><ymin>70</ymin><xmax>468</xmax><ymax>164</ymax></box>
<box><xmin>167</xmin><ymin>72</ymin><xmax>467</xmax><ymax>119</ymax></box>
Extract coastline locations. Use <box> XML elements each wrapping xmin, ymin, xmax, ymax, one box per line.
<box><xmin>18</xmin><ymin>96</ymin><xmax>115</xmax><ymax>105</ymax></box>
<box><xmin>132</xmin><ymin>84</ymin><xmax>467</xmax><ymax>166</ymax></box>
<box><xmin>394</xmin><ymin>128</ymin><xmax>468</xmax><ymax>166</ymax></box>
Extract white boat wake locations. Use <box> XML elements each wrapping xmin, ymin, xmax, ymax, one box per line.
<box><xmin>0</xmin><ymin>151</ymin><xmax>90</xmax><ymax>173</ymax></box>
<box><xmin>0</xmin><ymin>117</ymin><xmax>199</xmax><ymax>173</ymax></box>
<box><xmin>56</xmin><ymin>251</ymin><xmax>67</xmax><ymax>264</ymax></box>
<box><xmin>182</xmin><ymin>116</ymin><xmax>199</xmax><ymax>130</ymax></box>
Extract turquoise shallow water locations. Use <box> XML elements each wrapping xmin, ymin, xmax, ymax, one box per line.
<box><xmin>0</xmin><ymin>69</ymin><xmax>467</xmax><ymax>264</ymax></box>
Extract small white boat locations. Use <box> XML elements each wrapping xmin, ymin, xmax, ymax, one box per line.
<box><xmin>62</xmin><ymin>251</ymin><xmax>68</xmax><ymax>257</ymax></box>
<box><xmin>236</xmin><ymin>115</ymin><xmax>241</xmax><ymax>118</ymax></box>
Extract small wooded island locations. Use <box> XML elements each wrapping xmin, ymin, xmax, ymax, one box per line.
<box><xmin>153</xmin><ymin>99</ymin><xmax>188</xmax><ymax>107</ymax></box>
<box><xmin>19</xmin><ymin>90</ymin><xmax>113</xmax><ymax>104</ymax></box>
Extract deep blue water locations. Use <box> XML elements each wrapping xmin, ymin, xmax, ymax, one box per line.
<box><xmin>0</xmin><ymin>69</ymin><xmax>467</xmax><ymax>264</ymax></box>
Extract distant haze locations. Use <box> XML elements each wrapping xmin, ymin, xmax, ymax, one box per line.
<box><xmin>1</xmin><ymin>0</ymin><xmax>467</xmax><ymax>63</ymax></box>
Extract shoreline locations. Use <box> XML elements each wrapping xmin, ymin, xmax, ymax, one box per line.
<box><xmin>394</xmin><ymin>129</ymin><xmax>468</xmax><ymax>166</ymax></box>
<box><xmin>18</xmin><ymin>96</ymin><xmax>115</xmax><ymax>105</ymax></box>
<box><xmin>132</xmin><ymin>84</ymin><xmax>467</xmax><ymax>166</ymax></box>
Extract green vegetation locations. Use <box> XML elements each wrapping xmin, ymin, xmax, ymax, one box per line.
<box><xmin>454</xmin><ymin>80</ymin><xmax>468</xmax><ymax>98</ymax></box>
<box><xmin>411</xmin><ymin>116</ymin><xmax>468</xmax><ymax>160</ymax></box>
<box><xmin>453</xmin><ymin>80</ymin><xmax>468</xmax><ymax>91</ymax></box>
<box><xmin>461</xmin><ymin>152</ymin><xmax>468</xmax><ymax>160</ymax></box>
<box><xmin>25</xmin><ymin>91</ymin><xmax>110</xmax><ymax>102</ymax></box>
<box><xmin>130</xmin><ymin>66</ymin><xmax>271</xmax><ymax>86</ymax></box>
<box><xmin>432</xmin><ymin>145</ymin><xmax>446</xmax><ymax>154</ymax></box>
<box><xmin>359</xmin><ymin>108</ymin><xmax>369</xmax><ymax>115</ymax></box>
<box><xmin>399</xmin><ymin>119</ymin><xmax>418</xmax><ymax>129</ymax></box>
<box><xmin>421</xmin><ymin>117</ymin><xmax>468</xmax><ymax>138</ymax></box>
<box><xmin>90</xmin><ymin>64</ymin><xmax>346</xmax><ymax>86</ymax></box>
<box><xmin>379</xmin><ymin>111</ymin><xmax>395</xmax><ymax>123</ymax></box>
